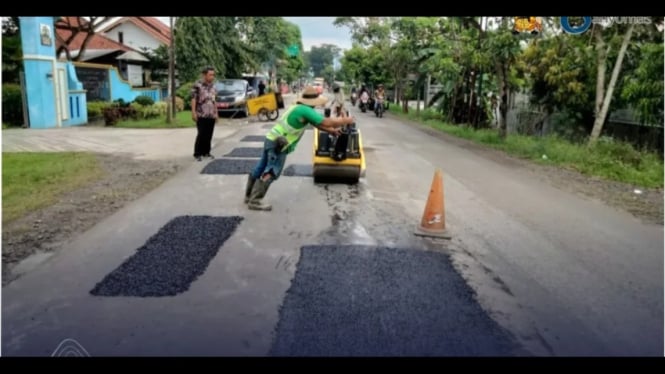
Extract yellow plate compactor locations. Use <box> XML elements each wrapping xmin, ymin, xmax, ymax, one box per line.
<box><xmin>312</xmin><ymin>109</ymin><xmax>366</xmax><ymax>184</ymax></box>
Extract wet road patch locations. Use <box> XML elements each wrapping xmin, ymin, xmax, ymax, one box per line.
<box><xmin>224</xmin><ymin>147</ymin><xmax>263</xmax><ymax>158</ymax></box>
<box><xmin>282</xmin><ymin>164</ymin><xmax>312</xmax><ymax>177</ymax></box>
<box><xmin>90</xmin><ymin>216</ymin><xmax>243</xmax><ymax>297</ymax></box>
<box><xmin>201</xmin><ymin>159</ymin><xmax>256</xmax><ymax>175</ymax></box>
<box><xmin>269</xmin><ymin>245</ymin><xmax>520</xmax><ymax>356</ymax></box>
<box><xmin>241</xmin><ymin>135</ymin><xmax>265</xmax><ymax>142</ymax></box>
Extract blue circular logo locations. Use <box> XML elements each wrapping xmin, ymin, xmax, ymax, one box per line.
<box><xmin>560</xmin><ymin>17</ymin><xmax>592</xmax><ymax>34</ymax></box>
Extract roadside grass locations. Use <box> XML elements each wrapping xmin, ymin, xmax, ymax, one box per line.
<box><xmin>2</xmin><ymin>152</ymin><xmax>104</xmax><ymax>224</ymax></box>
<box><xmin>387</xmin><ymin>106</ymin><xmax>664</xmax><ymax>188</ymax></box>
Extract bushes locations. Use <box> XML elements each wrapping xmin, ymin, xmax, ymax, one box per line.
<box><xmin>2</xmin><ymin>83</ymin><xmax>23</xmax><ymax>127</ymax></box>
<box><xmin>176</xmin><ymin>82</ymin><xmax>194</xmax><ymax>109</ymax></box>
<box><xmin>10</xmin><ymin>90</ymin><xmax>179</xmax><ymax>127</ymax></box>
<box><xmin>87</xmin><ymin>101</ymin><xmax>109</xmax><ymax>121</ymax></box>
<box><xmin>134</xmin><ymin>95</ymin><xmax>155</xmax><ymax>106</ymax></box>
<box><xmin>163</xmin><ymin>96</ymin><xmax>185</xmax><ymax>112</ymax></box>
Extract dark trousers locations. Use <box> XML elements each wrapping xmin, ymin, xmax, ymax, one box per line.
<box><xmin>194</xmin><ymin>117</ymin><xmax>216</xmax><ymax>157</ymax></box>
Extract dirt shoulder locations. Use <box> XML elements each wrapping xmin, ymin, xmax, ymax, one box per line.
<box><xmin>396</xmin><ymin>115</ymin><xmax>664</xmax><ymax>226</ymax></box>
<box><xmin>2</xmin><ymin>153</ymin><xmax>191</xmax><ymax>286</ymax></box>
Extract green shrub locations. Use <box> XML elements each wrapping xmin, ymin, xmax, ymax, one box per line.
<box><xmin>163</xmin><ymin>96</ymin><xmax>185</xmax><ymax>112</ymax></box>
<box><xmin>102</xmin><ymin>107</ymin><xmax>120</xmax><ymax>126</ymax></box>
<box><xmin>152</xmin><ymin>101</ymin><xmax>168</xmax><ymax>115</ymax></box>
<box><xmin>113</xmin><ymin>98</ymin><xmax>130</xmax><ymax>108</ymax></box>
<box><xmin>2</xmin><ymin>83</ymin><xmax>23</xmax><ymax>127</ymax></box>
<box><xmin>134</xmin><ymin>95</ymin><xmax>155</xmax><ymax>106</ymax></box>
<box><xmin>87</xmin><ymin>101</ymin><xmax>110</xmax><ymax>119</ymax></box>
<box><xmin>176</xmin><ymin>82</ymin><xmax>194</xmax><ymax>109</ymax></box>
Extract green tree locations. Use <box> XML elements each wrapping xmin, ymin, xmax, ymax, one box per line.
<box><xmin>2</xmin><ymin>17</ymin><xmax>22</xmax><ymax>84</ymax></box>
<box><xmin>588</xmin><ymin>22</ymin><xmax>636</xmax><ymax>144</ymax></box>
<box><xmin>307</xmin><ymin>44</ymin><xmax>341</xmax><ymax>78</ymax></box>
<box><xmin>276</xmin><ymin>20</ymin><xmax>305</xmax><ymax>83</ymax></box>
<box><xmin>175</xmin><ymin>17</ymin><xmax>249</xmax><ymax>82</ymax></box>
<box><xmin>620</xmin><ymin>42</ymin><xmax>664</xmax><ymax>126</ymax></box>
<box><xmin>175</xmin><ymin>17</ymin><xmax>221</xmax><ymax>82</ymax></box>
<box><xmin>141</xmin><ymin>45</ymin><xmax>169</xmax><ymax>84</ymax></box>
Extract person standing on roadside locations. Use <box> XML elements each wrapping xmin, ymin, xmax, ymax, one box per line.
<box><xmin>191</xmin><ymin>67</ymin><xmax>218</xmax><ymax>161</ymax></box>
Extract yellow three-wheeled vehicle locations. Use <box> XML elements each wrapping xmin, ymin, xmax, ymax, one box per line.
<box><xmin>246</xmin><ymin>92</ymin><xmax>284</xmax><ymax>121</ymax></box>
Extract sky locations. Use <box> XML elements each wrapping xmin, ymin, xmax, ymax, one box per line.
<box><xmin>155</xmin><ymin>17</ymin><xmax>353</xmax><ymax>52</ymax></box>
<box><xmin>282</xmin><ymin>17</ymin><xmax>353</xmax><ymax>51</ymax></box>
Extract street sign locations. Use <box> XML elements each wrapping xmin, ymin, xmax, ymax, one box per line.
<box><xmin>287</xmin><ymin>44</ymin><xmax>299</xmax><ymax>57</ymax></box>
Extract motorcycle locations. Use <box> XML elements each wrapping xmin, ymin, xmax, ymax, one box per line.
<box><xmin>359</xmin><ymin>92</ymin><xmax>369</xmax><ymax>113</ymax></box>
<box><xmin>350</xmin><ymin>92</ymin><xmax>357</xmax><ymax>106</ymax></box>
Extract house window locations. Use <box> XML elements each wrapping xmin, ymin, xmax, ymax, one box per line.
<box><xmin>118</xmin><ymin>32</ymin><xmax>124</xmax><ymax>44</ymax></box>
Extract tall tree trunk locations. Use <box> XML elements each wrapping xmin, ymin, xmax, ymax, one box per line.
<box><xmin>416</xmin><ymin>81</ymin><xmax>420</xmax><ymax>116</ymax></box>
<box><xmin>467</xmin><ymin>70</ymin><xmax>476</xmax><ymax>124</ymax></box>
<box><xmin>589</xmin><ymin>24</ymin><xmax>635</xmax><ymax>145</ymax></box>
<box><xmin>448</xmin><ymin>82</ymin><xmax>459</xmax><ymax>123</ymax></box>
<box><xmin>496</xmin><ymin>62</ymin><xmax>509</xmax><ymax>139</ymax></box>
<box><xmin>593</xmin><ymin>28</ymin><xmax>608</xmax><ymax>128</ymax></box>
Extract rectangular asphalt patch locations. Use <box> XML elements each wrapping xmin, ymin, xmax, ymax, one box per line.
<box><xmin>223</xmin><ymin>147</ymin><xmax>263</xmax><ymax>158</ymax></box>
<box><xmin>241</xmin><ymin>135</ymin><xmax>266</xmax><ymax>142</ymax></box>
<box><xmin>269</xmin><ymin>245</ymin><xmax>521</xmax><ymax>356</ymax></box>
<box><xmin>282</xmin><ymin>164</ymin><xmax>312</xmax><ymax>177</ymax></box>
<box><xmin>201</xmin><ymin>159</ymin><xmax>257</xmax><ymax>175</ymax></box>
<box><xmin>90</xmin><ymin>216</ymin><xmax>243</xmax><ymax>297</ymax></box>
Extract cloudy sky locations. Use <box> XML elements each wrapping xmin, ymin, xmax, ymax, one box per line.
<box><xmin>283</xmin><ymin>17</ymin><xmax>353</xmax><ymax>51</ymax></box>
<box><xmin>155</xmin><ymin>17</ymin><xmax>353</xmax><ymax>52</ymax></box>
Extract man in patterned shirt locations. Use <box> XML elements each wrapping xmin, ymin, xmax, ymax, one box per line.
<box><xmin>191</xmin><ymin>67</ymin><xmax>218</xmax><ymax>161</ymax></box>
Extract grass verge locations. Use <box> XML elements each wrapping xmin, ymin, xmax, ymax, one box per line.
<box><xmin>2</xmin><ymin>152</ymin><xmax>104</xmax><ymax>224</ymax></box>
<box><xmin>387</xmin><ymin>106</ymin><xmax>663</xmax><ymax>188</ymax></box>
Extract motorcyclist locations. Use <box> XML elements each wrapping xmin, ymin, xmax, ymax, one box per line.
<box><xmin>359</xmin><ymin>90</ymin><xmax>370</xmax><ymax>111</ymax></box>
<box><xmin>331</xmin><ymin>83</ymin><xmax>347</xmax><ymax>117</ymax></box>
<box><xmin>374</xmin><ymin>84</ymin><xmax>386</xmax><ymax>115</ymax></box>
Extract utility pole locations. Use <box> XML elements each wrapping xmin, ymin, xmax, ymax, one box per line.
<box><xmin>169</xmin><ymin>16</ymin><xmax>176</xmax><ymax>119</ymax></box>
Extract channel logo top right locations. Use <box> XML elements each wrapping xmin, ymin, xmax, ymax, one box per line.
<box><xmin>560</xmin><ymin>16</ymin><xmax>653</xmax><ymax>34</ymax></box>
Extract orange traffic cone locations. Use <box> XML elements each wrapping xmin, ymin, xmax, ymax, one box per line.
<box><xmin>414</xmin><ymin>169</ymin><xmax>451</xmax><ymax>239</ymax></box>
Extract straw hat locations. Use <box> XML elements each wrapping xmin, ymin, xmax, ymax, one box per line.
<box><xmin>296</xmin><ymin>86</ymin><xmax>328</xmax><ymax>107</ymax></box>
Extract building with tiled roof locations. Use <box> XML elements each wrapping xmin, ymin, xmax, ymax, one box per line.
<box><xmin>99</xmin><ymin>17</ymin><xmax>171</xmax><ymax>51</ymax></box>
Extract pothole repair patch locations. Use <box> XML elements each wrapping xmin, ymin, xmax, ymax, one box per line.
<box><xmin>201</xmin><ymin>159</ymin><xmax>257</xmax><ymax>175</ymax></box>
<box><xmin>90</xmin><ymin>216</ymin><xmax>243</xmax><ymax>297</ymax></box>
<box><xmin>269</xmin><ymin>245</ymin><xmax>521</xmax><ymax>356</ymax></box>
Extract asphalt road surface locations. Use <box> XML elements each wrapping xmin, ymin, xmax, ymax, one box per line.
<box><xmin>2</xmin><ymin>97</ymin><xmax>662</xmax><ymax>356</ymax></box>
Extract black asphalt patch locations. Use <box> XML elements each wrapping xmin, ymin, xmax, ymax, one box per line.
<box><xmin>224</xmin><ymin>147</ymin><xmax>263</xmax><ymax>158</ymax></box>
<box><xmin>241</xmin><ymin>135</ymin><xmax>266</xmax><ymax>142</ymax></box>
<box><xmin>282</xmin><ymin>164</ymin><xmax>312</xmax><ymax>177</ymax></box>
<box><xmin>269</xmin><ymin>245</ymin><xmax>521</xmax><ymax>356</ymax></box>
<box><xmin>90</xmin><ymin>216</ymin><xmax>243</xmax><ymax>297</ymax></box>
<box><xmin>201</xmin><ymin>159</ymin><xmax>257</xmax><ymax>175</ymax></box>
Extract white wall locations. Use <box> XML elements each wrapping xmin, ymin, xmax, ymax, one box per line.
<box><xmin>103</xmin><ymin>22</ymin><xmax>162</xmax><ymax>51</ymax></box>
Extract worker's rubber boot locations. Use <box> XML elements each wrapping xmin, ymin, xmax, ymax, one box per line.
<box><xmin>247</xmin><ymin>179</ymin><xmax>272</xmax><ymax>211</ymax></box>
<box><xmin>244</xmin><ymin>174</ymin><xmax>257</xmax><ymax>204</ymax></box>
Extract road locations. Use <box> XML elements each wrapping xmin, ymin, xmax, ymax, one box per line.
<box><xmin>2</xmin><ymin>97</ymin><xmax>662</xmax><ymax>356</ymax></box>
